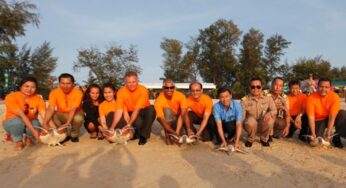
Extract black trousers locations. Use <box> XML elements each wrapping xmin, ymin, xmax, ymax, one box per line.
<box><xmin>106</xmin><ymin>105</ymin><xmax>156</xmax><ymax>139</ymax></box>
<box><xmin>188</xmin><ymin>111</ymin><xmax>215</xmax><ymax>140</ymax></box>
<box><xmin>287</xmin><ymin>114</ymin><xmax>309</xmax><ymax>138</ymax></box>
<box><xmin>309</xmin><ymin>110</ymin><xmax>346</xmax><ymax>137</ymax></box>
<box><xmin>335</xmin><ymin>110</ymin><xmax>346</xmax><ymax>138</ymax></box>
<box><xmin>215</xmin><ymin>121</ymin><xmax>236</xmax><ymax>143</ymax></box>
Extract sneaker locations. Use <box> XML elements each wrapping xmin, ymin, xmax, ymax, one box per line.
<box><xmin>245</xmin><ymin>141</ymin><xmax>253</xmax><ymax>147</ymax></box>
<box><xmin>332</xmin><ymin>136</ymin><xmax>343</xmax><ymax>148</ymax></box>
<box><xmin>260</xmin><ymin>140</ymin><xmax>270</xmax><ymax>147</ymax></box>
<box><xmin>71</xmin><ymin>137</ymin><xmax>79</xmax><ymax>143</ymax></box>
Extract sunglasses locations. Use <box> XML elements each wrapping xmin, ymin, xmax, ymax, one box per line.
<box><xmin>164</xmin><ymin>86</ymin><xmax>175</xmax><ymax>90</ymax></box>
<box><xmin>251</xmin><ymin>85</ymin><xmax>262</xmax><ymax>90</ymax></box>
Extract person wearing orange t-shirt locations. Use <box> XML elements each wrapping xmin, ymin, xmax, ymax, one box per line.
<box><xmin>306</xmin><ymin>78</ymin><xmax>346</xmax><ymax>148</ymax></box>
<box><xmin>109</xmin><ymin>71</ymin><xmax>156</xmax><ymax>145</ymax></box>
<box><xmin>42</xmin><ymin>73</ymin><xmax>84</xmax><ymax>143</ymax></box>
<box><xmin>154</xmin><ymin>79</ymin><xmax>193</xmax><ymax>145</ymax></box>
<box><xmin>286</xmin><ymin>80</ymin><xmax>309</xmax><ymax>140</ymax></box>
<box><xmin>186</xmin><ymin>82</ymin><xmax>215</xmax><ymax>141</ymax></box>
<box><xmin>3</xmin><ymin>77</ymin><xmax>45</xmax><ymax>151</ymax></box>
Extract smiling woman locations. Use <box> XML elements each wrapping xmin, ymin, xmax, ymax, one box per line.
<box><xmin>3</xmin><ymin>76</ymin><xmax>46</xmax><ymax>151</ymax></box>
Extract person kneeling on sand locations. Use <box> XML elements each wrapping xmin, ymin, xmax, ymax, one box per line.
<box><xmin>3</xmin><ymin>77</ymin><xmax>45</xmax><ymax>151</ymax></box>
<box><xmin>306</xmin><ymin>78</ymin><xmax>346</xmax><ymax>148</ymax></box>
<box><xmin>154</xmin><ymin>79</ymin><xmax>195</xmax><ymax>145</ymax></box>
<box><xmin>42</xmin><ymin>73</ymin><xmax>84</xmax><ymax>143</ymax></box>
<box><xmin>213</xmin><ymin>87</ymin><xmax>243</xmax><ymax>148</ymax></box>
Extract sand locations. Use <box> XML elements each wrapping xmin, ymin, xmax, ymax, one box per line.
<box><xmin>0</xmin><ymin>102</ymin><xmax>346</xmax><ymax>188</ymax></box>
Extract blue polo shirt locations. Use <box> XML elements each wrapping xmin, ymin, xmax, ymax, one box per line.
<box><xmin>213</xmin><ymin>100</ymin><xmax>242</xmax><ymax>123</ymax></box>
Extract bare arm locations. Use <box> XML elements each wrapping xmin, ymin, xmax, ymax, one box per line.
<box><xmin>216</xmin><ymin>120</ymin><xmax>227</xmax><ymax>147</ymax></box>
<box><xmin>110</xmin><ymin>110</ymin><xmax>123</xmax><ymax>130</ymax></box>
<box><xmin>43</xmin><ymin>105</ymin><xmax>55</xmax><ymax>129</ymax></box>
<box><xmin>196</xmin><ymin>111</ymin><xmax>211</xmax><ymax>137</ymax></box>
<box><xmin>157</xmin><ymin>116</ymin><xmax>177</xmax><ymax>135</ymax></box>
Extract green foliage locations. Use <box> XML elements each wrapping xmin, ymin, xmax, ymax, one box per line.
<box><xmin>263</xmin><ymin>34</ymin><xmax>291</xmax><ymax>81</ymax></box>
<box><xmin>291</xmin><ymin>56</ymin><xmax>333</xmax><ymax>80</ymax></box>
<box><xmin>160</xmin><ymin>38</ymin><xmax>197</xmax><ymax>82</ymax></box>
<box><xmin>0</xmin><ymin>0</ymin><xmax>56</xmax><ymax>98</ymax></box>
<box><xmin>238</xmin><ymin>28</ymin><xmax>265</xmax><ymax>89</ymax></box>
<box><xmin>74</xmin><ymin>44</ymin><xmax>142</xmax><ymax>87</ymax></box>
<box><xmin>195</xmin><ymin>19</ymin><xmax>242</xmax><ymax>86</ymax></box>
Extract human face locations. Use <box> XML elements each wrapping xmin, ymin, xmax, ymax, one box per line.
<box><xmin>318</xmin><ymin>81</ymin><xmax>330</xmax><ymax>97</ymax></box>
<box><xmin>289</xmin><ymin>84</ymin><xmax>300</xmax><ymax>96</ymax></box>
<box><xmin>125</xmin><ymin>75</ymin><xmax>138</xmax><ymax>92</ymax></box>
<box><xmin>20</xmin><ymin>81</ymin><xmax>37</xmax><ymax>96</ymax></box>
<box><xmin>89</xmin><ymin>87</ymin><xmax>100</xmax><ymax>102</ymax></box>
<box><xmin>219</xmin><ymin>91</ymin><xmax>232</xmax><ymax>108</ymax></box>
<box><xmin>163</xmin><ymin>81</ymin><xmax>175</xmax><ymax>98</ymax></box>
<box><xmin>272</xmin><ymin>79</ymin><xmax>284</xmax><ymax>95</ymax></box>
<box><xmin>250</xmin><ymin>80</ymin><xmax>262</xmax><ymax>97</ymax></box>
<box><xmin>103</xmin><ymin>87</ymin><xmax>115</xmax><ymax>102</ymax></box>
<box><xmin>190</xmin><ymin>83</ymin><xmax>202</xmax><ymax>100</ymax></box>
<box><xmin>59</xmin><ymin>77</ymin><xmax>74</xmax><ymax>94</ymax></box>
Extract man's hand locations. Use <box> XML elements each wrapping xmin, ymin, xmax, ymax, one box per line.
<box><xmin>221</xmin><ymin>141</ymin><xmax>228</xmax><ymax>148</ymax></box>
<box><xmin>294</xmin><ymin>116</ymin><xmax>302</xmax><ymax>129</ymax></box>
<box><xmin>282</xmin><ymin>127</ymin><xmax>289</xmax><ymax>137</ymax></box>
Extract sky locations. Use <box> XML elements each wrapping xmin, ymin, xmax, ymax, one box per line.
<box><xmin>17</xmin><ymin>0</ymin><xmax>346</xmax><ymax>84</ymax></box>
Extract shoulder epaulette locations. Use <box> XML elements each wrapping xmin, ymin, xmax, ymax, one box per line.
<box><xmin>241</xmin><ymin>96</ymin><xmax>248</xmax><ymax>101</ymax></box>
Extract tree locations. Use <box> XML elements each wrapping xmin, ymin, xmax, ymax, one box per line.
<box><xmin>0</xmin><ymin>1</ymin><xmax>57</xmax><ymax>98</ymax></box>
<box><xmin>195</xmin><ymin>19</ymin><xmax>242</xmax><ymax>86</ymax></box>
<box><xmin>263</xmin><ymin>34</ymin><xmax>291</xmax><ymax>81</ymax></box>
<box><xmin>30</xmin><ymin>42</ymin><xmax>58</xmax><ymax>97</ymax></box>
<box><xmin>74</xmin><ymin>44</ymin><xmax>142</xmax><ymax>87</ymax></box>
<box><xmin>0</xmin><ymin>0</ymin><xmax>39</xmax><ymax>69</ymax></box>
<box><xmin>291</xmin><ymin>56</ymin><xmax>333</xmax><ymax>80</ymax></box>
<box><xmin>160</xmin><ymin>38</ymin><xmax>196</xmax><ymax>82</ymax></box>
<box><xmin>238</xmin><ymin>28</ymin><xmax>265</xmax><ymax>91</ymax></box>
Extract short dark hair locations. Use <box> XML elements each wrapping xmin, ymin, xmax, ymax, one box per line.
<box><xmin>250</xmin><ymin>77</ymin><xmax>262</xmax><ymax>85</ymax></box>
<box><xmin>289</xmin><ymin>80</ymin><xmax>301</xmax><ymax>88</ymax></box>
<box><xmin>58</xmin><ymin>73</ymin><xmax>75</xmax><ymax>83</ymax></box>
<box><xmin>272</xmin><ymin>77</ymin><xmax>284</xmax><ymax>85</ymax></box>
<box><xmin>189</xmin><ymin>81</ymin><xmax>203</xmax><ymax>90</ymax></box>
<box><xmin>318</xmin><ymin>78</ymin><xmax>331</xmax><ymax>86</ymax></box>
<box><xmin>19</xmin><ymin>76</ymin><xmax>38</xmax><ymax>88</ymax></box>
<box><xmin>217</xmin><ymin>87</ymin><xmax>232</xmax><ymax>97</ymax></box>
<box><xmin>102</xmin><ymin>83</ymin><xmax>116</xmax><ymax>91</ymax></box>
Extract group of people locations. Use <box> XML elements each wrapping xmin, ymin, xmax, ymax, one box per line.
<box><xmin>2</xmin><ymin>71</ymin><xmax>346</xmax><ymax>151</ymax></box>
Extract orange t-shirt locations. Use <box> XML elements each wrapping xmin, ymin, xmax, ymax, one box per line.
<box><xmin>5</xmin><ymin>91</ymin><xmax>46</xmax><ymax>120</ymax></box>
<box><xmin>48</xmin><ymin>87</ymin><xmax>83</xmax><ymax>113</ymax></box>
<box><xmin>288</xmin><ymin>93</ymin><xmax>307</xmax><ymax>116</ymax></box>
<box><xmin>306</xmin><ymin>91</ymin><xmax>340</xmax><ymax>121</ymax></box>
<box><xmin>116</xmin><ymin>84</ymin><xmax>150</xmax><ymax>112</ymax></box>
<box><xmin>187</xmin><ymin>94</ymin><xmax>213</xmax><ymax>118</ymax></box>
<box><xmin>99</xmin><ymin>100</ymin><xmax>118</xmax><ymax>117</ymax></box>
<box><xmin>154</xmin><ymin>90</ymin><xmax>187</xmax><ymax>118</ymax></box>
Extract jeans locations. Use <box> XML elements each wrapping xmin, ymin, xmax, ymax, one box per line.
<box><xmin>3</xmin><ymin>118</ymin><xmax>41</xmax><ymax>142</ymax></box>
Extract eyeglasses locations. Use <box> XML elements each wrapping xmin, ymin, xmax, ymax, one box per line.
<box><xmin>164</xmin><ymin>86</ymin><xmax>175</xmax><ymax>90</ymax></box>
<box><xmin>251</xmin><ymin>85</ymin><xmax>262</xmax><ymax>90</ymax></box>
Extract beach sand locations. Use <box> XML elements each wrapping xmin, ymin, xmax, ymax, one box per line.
<box><xmin>0</xmin><ymin>102</ymin><xmax>345</xmax><ymax>188</ymax></box>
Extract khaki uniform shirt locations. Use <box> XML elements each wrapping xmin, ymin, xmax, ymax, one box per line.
<box><xmin>241</xmin><ymin>94</ymin><xmax>277</xmax><ymax>120</ymax></box>
<box><xmin>267</xmin><ymin>93</ymin><xmax>289</xmax><ymax>119</ymax></box>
